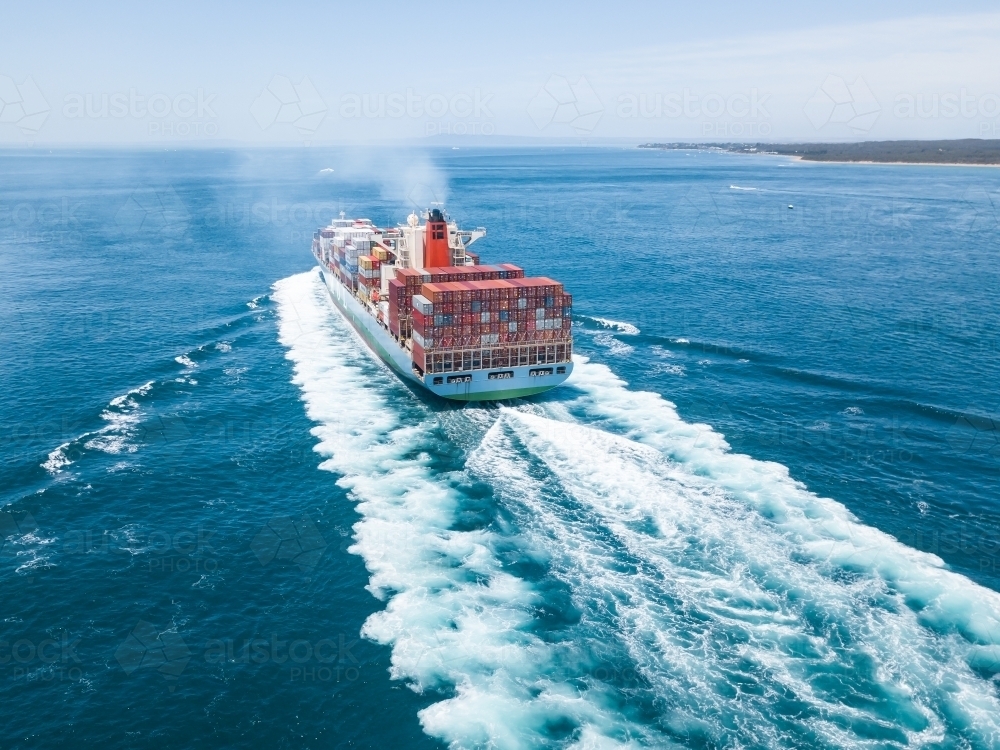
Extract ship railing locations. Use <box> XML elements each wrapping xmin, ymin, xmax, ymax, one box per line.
<box><xmin>420</xmin><ymin>342</ymin><xmax>572</xmax><ymax>375</ymax></box>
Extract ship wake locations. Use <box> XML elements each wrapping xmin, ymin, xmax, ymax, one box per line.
<box><xmin>275</xmin><ymin>270</ymin><xmax>1000</xmax><ymax>749</ymax></box>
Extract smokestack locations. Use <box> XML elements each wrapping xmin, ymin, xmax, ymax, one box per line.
<box><xmin>424</xmin><ymin>208</ymin><xmax>450</xmax><ymax>268</ymax></box>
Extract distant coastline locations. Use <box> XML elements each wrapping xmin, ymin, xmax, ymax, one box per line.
<box><xmin>638</xmin><ymin>139</ymin><xmax>1000</xmax><ymax>165</ymax></box>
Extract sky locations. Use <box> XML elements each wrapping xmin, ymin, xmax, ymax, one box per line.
<box><xmin>1</xmin><ymin>0</ymin><xmax>1000</xmax><ymax>145</ymax></box>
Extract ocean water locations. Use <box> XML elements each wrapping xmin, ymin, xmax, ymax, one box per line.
<box><xmin>2</xmin><ymin>146</ymin><xmax>1000</xmax><ymax>749</ymax></box>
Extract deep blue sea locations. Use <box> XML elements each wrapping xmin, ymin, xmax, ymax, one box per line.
<box><xmin>2</xmin><ymin>146</ymin><xmax>1000</xmax><ymax>749</ymax></box>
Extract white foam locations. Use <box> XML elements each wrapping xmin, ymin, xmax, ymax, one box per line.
<box><xmin>106</xmin><ymin>382</ymin><xmax>153</xmax><ymax>409</ymax></box>
<box><xmin>42</xmin><ymin>442</ymin><xmax>73</xmax><ymax>474</ymax></box>
<box><xmin>175</xmin><ymin>354</ymin><xmax>197</xmax><ymax>369</ymax></box>
<box><xmin>591</xmin><ymin>317</ymin><xmax>640</xmax><ymax>335</ymax></box>
<box><xmin>131</xmin><ymin>381</ymin><xmax>154</xmax><ymax>397</ymax></box>
<box><xmin>15</xmin><ymin>552</ymin><xmax>55</xmax><ymax>574</ymax></box>
<box><xmin>274</xmin><ymin>272</ymin><xmax>1000</xmax><ymax>747</ymax></box>
<box><xmin>274</xmin><ymin>271</ymin><xmax>650</xmax><ymax>748</ymax></box>
<box><xmin>593</xmin><ymin>332</ymin><xmax>634</xmax><ymax>357</ymax></box>
<box><xmin>729</xmin><ymin>185</ymin><xmax>758</xmax><ymax>191</ymax></box>
<box><xmin>653</xmin><ymin>363</ymin><xmax>686</xmax><ymax>376</ymax></box>
<box><xmin>518</xmin><ymin>356</ymin><xmax>1000</xmax><ymax>743</ymax></box>
<box><xmin>479</xmin><ymin>406</ymin><xmax>999</xmax><ymax>744</ymax></box>
<box><xmin>41</xmin><ymin>382</ymin><xmax>153</xmax><ymax>472</ymax></box>
<box><xmin>85</xmin><ymin>405</ymin><xmax>141</xmax><ymax>455</ymax></box>
<box><xmin>87</xmin><ymin>382</ymin><xmax>151</xmax><ymax>454</ymax></box>
<box><xmin>4</xmin><ymin>526</ymin><xmax>58</xmax><ymax>574</ymax></box>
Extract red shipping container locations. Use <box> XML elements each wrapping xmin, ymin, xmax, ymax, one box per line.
<box><xmin>396</xmin><ymin>267</ymin><xmax>421</xmax><ymax>285</ymax></box>
<box><xmin>411</xmin><ymin>341</ymin><xmax>426</xmax><ymax>371</ymax></box>
<box><xmin>502</xmin><ymin>264</ymin><xmax>525</xmax><ymax>279</ymax></box>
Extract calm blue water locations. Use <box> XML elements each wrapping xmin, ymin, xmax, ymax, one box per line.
<box><xmin>2</xmin><ymin>147</ymin><xmax>999</xmax><ymax>749</ymax></box>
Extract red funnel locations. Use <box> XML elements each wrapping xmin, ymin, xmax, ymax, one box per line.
<box><xmin>424</xmin><ymin>208</ymin><xmax>450</xmax><ymax>268</ymax></box>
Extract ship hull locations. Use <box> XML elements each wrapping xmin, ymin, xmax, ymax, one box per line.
<box><xmin>316</xmin><ymin>267</ymin><xmax>572</xmax><ymax>401</ymax></box>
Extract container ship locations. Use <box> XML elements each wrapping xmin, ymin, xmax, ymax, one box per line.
<box><xmin>311</xmin><ymin>208</ymin><xmax>573</xmax><ymax>401</ymax></box>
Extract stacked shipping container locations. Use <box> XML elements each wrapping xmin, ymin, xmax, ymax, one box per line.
<box><xmin>358</xmin><ymin>255</ymin><xmax>381</xmax><ymax>302</ymax></box>
<box><xmin>387</xmin><ymin>275</ymin><xmax>413</xmax><ymax>339</ymax></box>
<box><xmin>388</xmin><ymin>265</ymin><xmax>526</xmax><ymax>340</ymax></box>
<box><xmin>409</xmin><ymin>276</ymin><xmax>572</xmax><ymax>375</ymax></box>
